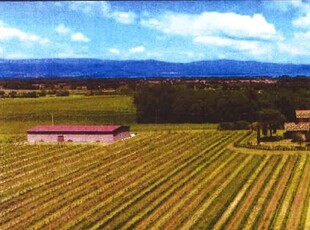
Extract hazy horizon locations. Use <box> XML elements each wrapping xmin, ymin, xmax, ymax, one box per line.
<box><xmin>1</xmin><ymin>57</ymin><xmax>310</xmax><ymax>65</ymax></box>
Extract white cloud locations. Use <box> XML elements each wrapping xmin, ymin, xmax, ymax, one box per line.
<box><xmin>278</xmin><ymin>43</ymin><xmax>307</xmax><ymax>55</ymax></box>
<box><xmin>293</xmin><ymin>12</ymin><xmax>310</xmax><ymax>28</ymax></box>
<box><xmin>56</xmin><ymin>24</ymin><xmax>90</xmax><ymax>44</ymax></box>
<box><xmin>101</xmin><ymin>2</ymin><xmax>110</xmax><ymax>15</ymax></box>
<box><xmin>278</xmin><ymin>31</ymin><xmax>310</xmax><ymax>56</ymax></box>
<box><xmin>129</xmin><ymin>46</ymin><xmax>145</xmax><ymax>53</ymax></box>
<box><xmin>194</xmin><ymin>36</ymin><xmax>270</xmax><ymax>56</ymax></box>
<box><xmin>56</xmin><ymin>44</ymin><xmax>89</xmax><ymax>58</ymax></box>
<box><xmin>109</xmin><ymin>48</ymin><xmax>120</xmax><ymax>55</ymax></box>
<box><xmin>291</xmin><ymin>0</ymin><xmax>310</xmax><ymax>10</ymax></box>
<box><xmin>0</xmin><ymin>22</ymin><xmax>49</xmax><ymax>45</ymax></box>
<box><xmin>55</xmin><ymin>23</ymin><xmax>70</xmax><ymax>34</ymax></box>
<box><xmin>68</xmin><ymin>2</ymin><xmax>136</xmax><ymax>24</ymax></box>
<box><xmin>101</xmin><ymin>2</ymin><xmax>136</xmax><ymax>24</ymax></box>
<box><xmin>111</xmin><ymin>11</ymin><xmax>136</xmax><ymax>24</ymax></box>
<box><xmin>71</xmin><ymin>32</ymin><xmax>90</xmax><ymax>42</ymax></box>
<box><xmin>263</xmin><ymin>1</ymin><xmax>307</xmax><ymax>13</ymax></box>
<box><xmin>140</xmin><ymin>11</ymin><xmax>278</xmax><ymax>59</ymax></box>
<box><xmin>286</xmin><ymin>2</ymin><xmax>310</xmax><ymax>56</ymax></box>
<box><xmin>69</xmin><ymin>1</ymin><xmax>97</xmax><ymax>15</ymax></box>
<box><xmin>293</xmin><ymin>31</ymin><xmax>310</xmax><ymax>41</ymax></box>
<box><xmin>141</xmin><ymin>12</ymin><xmax>277</xmax><ymax>40</ymax></box>
<box><xmin>194</xmin><ymin>36</ymin><xmax>254</xmax><ymax>49</ymax></box>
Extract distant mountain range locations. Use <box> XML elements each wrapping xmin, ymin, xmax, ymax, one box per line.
<box><xmin>0</xmin><ymin>58</ymin><xmax>310</xmax><ymax>78</ymax></box>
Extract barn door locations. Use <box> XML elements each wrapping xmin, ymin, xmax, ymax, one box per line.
<box><xmin>57</xmin><ymin>135</ymin><xmax>64</xmax><ymax>142</ymax></box>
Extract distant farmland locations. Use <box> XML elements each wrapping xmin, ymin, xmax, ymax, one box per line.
<box><xmin>0</xmin><ymin>95</ymin><xmax>136</xmax><ymax>136</ymax></box>
<box><xmin>1</xmin><ymin>130</ymin><xmax>310</xmax><ymax>229</ymax></box>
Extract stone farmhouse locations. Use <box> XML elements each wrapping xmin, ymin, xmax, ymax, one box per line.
<box><xmin>284</xmin><ymin>110</ymin><xmax>310</xmax><ymax>141</ymax></box>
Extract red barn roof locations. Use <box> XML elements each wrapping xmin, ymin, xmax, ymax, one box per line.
<box><xmin>27</xmin><ymin>125</ymin><xmax>128</xmax><ymax>134</ymax></box>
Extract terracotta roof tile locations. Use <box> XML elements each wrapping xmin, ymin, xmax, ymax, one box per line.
<box><xmin>284</xmin><ymin>122</ymin><xmax>310</xmax><ymax>131</ymax></box>
<box><xmin>296</xmin><ymin>110</ymin><xmax>310</xmax><ymax>119</ymax></box>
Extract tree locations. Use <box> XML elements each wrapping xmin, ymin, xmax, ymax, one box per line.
<box><xmin>8</xmin><ymin>91</ymin><xmax>17</xmax><ymax>98</ymax></box>
<box><xmin>56</xmin><ymin>90</ymin><xmax>69</xmax><ymax>97</ymax></box>
<box><xmin>274</xmin><ymin>95</ymin><xmax>295</xmax><ymax>121</ymax></box>
<box><xmin>251</xmin><ymin>122</ymin><xmax>261</xmax><ymax>145</ymax></box>
<box><xmin>39</xmin><ymin>89</ymin><xmax>47</xmax><ymax>97</ymax></box>
<box><xmin>0</xmin><ymin>90</ymin><xmax>5</xmax><ymax>98</ymax></box>
<box><xmin>294</xmin><ymin>132</ymin><xmax>306</xmax><ymax>146</ymax></box>
<box><xmin>258</xmin><ymin>109</ymin><xmax>286</xmax><ymax>137</ymax></box>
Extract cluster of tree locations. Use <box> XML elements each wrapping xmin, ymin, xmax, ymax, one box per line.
<box><xmin>134</xmin><ymin>83</ymin><xmax>310</xmax><ymax>126</ymax></box>
<box><xmin>0</xmin><ymin>78</ymin><xmax>138</xmax><ymax>91</ymax></box>
<box><xmin>2</xmin><ymin>76</ymin><xmax>310</xmax><ymax>95</ymax></box>
<box><xmin>54</xmin><ymin>90</ymin><xmax>70</xmax><ymax>96</ymax></box>
<box><xmin>0</xmin><ymin>91</ymin><xmax>39</xmax><ymax>98</ymax></box>
<box><xmin>0</xmin><ymin>89</ymin><xmax>69</xmax><ymax>98</ymax></box>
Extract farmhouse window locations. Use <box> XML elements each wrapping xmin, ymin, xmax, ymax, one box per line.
<box><xmin>57</xmin><ymin>135</ymin><xmax>64</xmax><ymax>142</ymax></box>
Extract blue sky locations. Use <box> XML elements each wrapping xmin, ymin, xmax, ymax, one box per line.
<box><xmin>0</xmin><ymin>1</ymin><xmax>310</xmax><ymax>63</ymax></box>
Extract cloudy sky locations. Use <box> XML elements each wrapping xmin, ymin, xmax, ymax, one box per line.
<box><xmin>1</xmin><ymin>1</ymin><xmax>310</xmax><ymax>63</ymax></box>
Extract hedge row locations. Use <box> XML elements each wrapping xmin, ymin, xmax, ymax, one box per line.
<box><xmin>218</xmin><ymin>121</ymin><xmax>251</xmax><ymax>130</ymax></box>
<box><xmin>234</xmin><ymin>131</ymin><xmax>310</xmax><ymax>151</ymax></box>
<box><xmin>234</xmin><ymin>142</ymin><xmax>310</xmax><ymax>151</ymax></box>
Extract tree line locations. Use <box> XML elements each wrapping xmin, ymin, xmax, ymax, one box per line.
<box><xmin>133</xmin><ymin>83</ymin><xmax>310</xmax><ymax>125</ymax></box>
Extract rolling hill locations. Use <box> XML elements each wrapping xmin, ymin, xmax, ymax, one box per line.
<box><xmin>0</xmin><ymin>58</ymin><xmax>310</xmax><ymax>78</ymax></box>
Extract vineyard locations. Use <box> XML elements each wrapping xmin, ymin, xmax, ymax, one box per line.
<box><xmin>1</xmin><ymin>130</ymin><xmax>310</xmax><ymax>229</ymax></box>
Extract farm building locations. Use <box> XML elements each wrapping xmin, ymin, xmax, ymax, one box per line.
<box><xmin>284</xmin><ymin>110</ymin><xmax>310</xmax><ymax>141</ymax></box>
<box><xmin>27</xmin><ymin>125</ymin><xmax>130</xmax><ymax>143</ymax></box>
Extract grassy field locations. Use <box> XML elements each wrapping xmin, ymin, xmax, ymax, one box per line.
<box><xmin>1</xmin><ymin>130</ymin><xmax>310</xmax><ymax>229</ymax></box>
<box><xmin>0</xmin><ymin>95</ymin><xmax>136</xmax><ymax>137</ymax></box>
<box><xmin>0</xmin><ymin>95</ymin><xmax>217</xmax><ymax>141</ymax></box>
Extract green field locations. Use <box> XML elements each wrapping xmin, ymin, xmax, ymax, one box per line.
<box><xmin>0</xmin><ymin>95</ymin><xmax>135</xmax><ymax>137</ymax></box>
<box><xmin>1</xmin><ymin>130</ymin><xmax>310</xmax><ymax>229</ymax></box>
<box><xmin>0</xmin><ymin>95</ymin><xmax>217</xmax><ymax>141</ymax></box>
<box><xmin>1</xmin><ymin>95</ymin><xmax>310</xmax><ymax>229</ymax></box>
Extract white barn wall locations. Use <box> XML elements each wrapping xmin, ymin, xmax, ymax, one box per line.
<box><xmin>114</xmin><ymin>131</ymin><xmax>130</xmax><ymax>141</ymax></box>
<box><xmin>27</xmin><ymin>133</ymin><xmax>115</xmax><ymax>143</ymax></box>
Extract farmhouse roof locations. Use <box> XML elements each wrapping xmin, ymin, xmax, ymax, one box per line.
<box><xmin>296</xmin><ymin>110</ymin><xmax>310</xmax><ymax>119</ymax></box>
<box><xmin>27</xmin><ymin>125</ymin><xmax>127</xmax><ymax>134</ymax></box>
<box><xmin>284</xmin><ymin>122</ymin><xmax>310</xmax><ymax>132</ymax></box>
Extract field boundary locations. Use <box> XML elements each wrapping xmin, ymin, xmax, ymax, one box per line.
<box><xmin>234</xmin><ymin>131</ymin><xmax>310</xmax><ymax>152</ymax></box>
<box><xmin>229</xmin><ymin>143</ymin><xmax>310</xmax><ymax>155</ymax></box>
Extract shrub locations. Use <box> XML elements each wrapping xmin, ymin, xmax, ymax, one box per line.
<box><xmin>8</xmin><ymin>91</ymin><xmax>17</xmax><ymax>98</ymax></box>
<box><xmin>21</xmin><ymin>91</ymin><xmax>37</xmax><ymax>98</ymax></box>
<box><xmin>218</xmin><ymin>121</ymin><xmax>251</xmax><ymax>130</ymax></box>
<box><xmin>56</xmin><ymin>90</ymin><xmax>69</xmax><ymax>97</ymax></box>
<box><xmin>234</xmin><ymin>120</ymin><xmax>251</xmax><ymax>130</ymax></box>
<box><xmin>39</xmin><ymin>89</ymin><xmax>47</xmax><ymax>97</ymax></box>
<box><xmin>218</xmin><ymin>122</ymin><xmax>235</xmax><ymax>130</ymax></box>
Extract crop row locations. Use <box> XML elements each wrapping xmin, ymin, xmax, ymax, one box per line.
<box><xmin>30</xmin><ymin>132</ymin><xmax>224</xmax><ymax>229</ymax></box>
<box><xmin>1</xmin><ymin>131</ymin><xmax>310</xmax><ymax>229</ymax></box>
<box><xmin>1</xmin><ymin>132</ymin><xmax>180</xmax><ymax>227</ymax></box>
<box><xmin>1</xmin><ymin>131</ymin><xmax>222</xmax><ymax>229</ymax></box>
<box><xmin>40</xmin><ymin>132</ymin><xmax>239</xmax><ymax>229</ymax></box>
